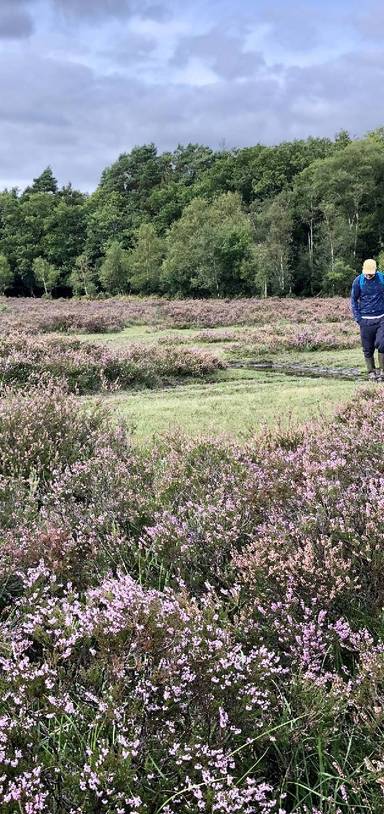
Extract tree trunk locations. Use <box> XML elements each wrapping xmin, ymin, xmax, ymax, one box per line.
<box><xmin>324</xmin><ymin>213</ymin><xmax>335</xmax><ymax>274</ymax></box>
<box><xmin>308</xmin><ymin>218</ymin><xmax>314</xmax><ymax>294</ymax></box>
<box><xmin>353</xmin><ymin>209</ymin><xmax>359</xmax><ymax>258</ymax></box>
<box><xmin>280</xmin><ymin>251</ymin><xmax>285</xmax><ymax>293</ymax></box>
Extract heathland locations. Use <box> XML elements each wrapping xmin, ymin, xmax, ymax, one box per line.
<box><xmin>1</xmin><ymin>295</ymin><xmax>384</xmax><ymax>813</ymax></box>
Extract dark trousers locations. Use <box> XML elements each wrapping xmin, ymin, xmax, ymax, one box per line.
<box><xmin>360</xmin><ymin>316</ymin><xmax>384</xmax><ymax>358</ymax></box>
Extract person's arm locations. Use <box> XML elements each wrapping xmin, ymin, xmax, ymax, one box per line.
<box><xmin>351</xmin><ymin>278</ymin><xmax>361</xmax><ymax>324</ymax></box>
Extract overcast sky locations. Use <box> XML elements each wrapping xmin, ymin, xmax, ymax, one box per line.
<box><xmin>1</xmin><ymin>0</ymin><xmax>383</xmax><ymax>191</ymax></box>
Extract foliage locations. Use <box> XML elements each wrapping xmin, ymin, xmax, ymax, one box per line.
<box><xmin>69</xmin><ymin>253</ymin><xmax>98</xmax><ymax>297</ymax></box>
<box><xmin>162</xmin><ymin>192</ymin><xmax>255</xmax><ymax>297</ymax></box>
<box><xmin>0</xmin><ymin>254</ymin><xmax>13</xmax><ymax>294</ymax></box>
<box><xmin>1</xmin><ymin>383</ymin><xmax>384</xmax><ymax>811</ymax></box>
<box><xmin>127</xmin><ymin>223</ymin><xmax>165</xmax><ymax>293</ymax></box>
<box><xmin>0</xmin><ymin>334</ymin><xmax>224</xmax><ymax>392</ymax></box>
<box><xmin>2</xmin><ymin>131</ymin><xmax>384</xmax><ymax>298</ymax></box>
<box><xmin>99</xmin><ymin>240</ymin><xmax>131</xmax><ymax>294</ymax></box>
<box><xmin>0</xmin><ymin>295</ymin><xmax>353</xmax><ymax>334</ymax></box>
<box><xmin>32</xmin><ymin>257</ymin><xmax>60</xmax><ymax>296</ymax></box>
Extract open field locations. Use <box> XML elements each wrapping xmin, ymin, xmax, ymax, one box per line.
<box><xmin>0</xmin><ymin>295</ymin><xmax>366</xmax><ymax>439</ymax></box>
<box><xmin>103</xmin><ymin>369</ymin><xmax>357</xmax><ymax>443</ymax></box>
<box><xmin>1</xmin><ymin>296</ymin><xmax>384</xmax><ymax>813</ymax></box>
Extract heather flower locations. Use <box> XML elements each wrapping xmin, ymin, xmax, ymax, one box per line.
<box><xmin>0</xmin><ymin>376</ymin><xmax>384</xmax><ymax>811</ymax></box>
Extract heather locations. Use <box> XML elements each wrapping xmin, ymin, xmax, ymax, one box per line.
<box><xmin>0</xmin><ymin>296</ymin><xmax>351</xmax><ymax>334</ymax></box>
<box><xmin>1</xmin><ymin>384</ymin><xmax>384</xmax><ymax>812</ymax></box>
<box><xmin>192</xmin><ymin>323</ymin><xmax>359</xmax><ymax>356</ymax></box>
<box><xmin>0</xmin><ymin>334</ymin><xmax>224</xmax><ymax>393</ymax></box>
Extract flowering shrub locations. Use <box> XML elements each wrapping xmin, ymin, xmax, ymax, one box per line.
<box><xmin>0</xmin><ymin>334</ymin><xmax>224</xmax><ymax>392</ymax></box>
<box><xmin>230</xmin><ymin>323</ymin><xmax>359</xmax><ymax>356</ymax></box>
<box><xmin>1</xmin><ymin>384</ymin><xmax>384</xmax><ymax>811</ymax></box>
<box><xmin>0</xmin><ymin>295</ymin><xmax>352</xmax><ymax>333</ymax></box>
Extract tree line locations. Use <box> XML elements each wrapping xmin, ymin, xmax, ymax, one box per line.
<box><xmin>1</xmin><ymin>128</ymin><xmax>384</xmax><ymax>299</ymax></box>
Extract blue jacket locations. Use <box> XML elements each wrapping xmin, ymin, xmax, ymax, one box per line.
<box><xmin>351</xmin><ymin>271</ymin><xmax>384</xmax><ymax>323</ymax></box>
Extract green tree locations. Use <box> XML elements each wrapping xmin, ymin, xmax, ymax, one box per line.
<box><xmin>377</xmin><ymin>250</ymin><xmax>384</xmax><ymax>269</ymax></box>
<box><xmin>240</xmin><ymin>243</ymin><xmax>271</xmax><ymax>297</ymax></box>
<box><xmin>24</xmin><ymin>166</ymin><xmax>58</xmax><ymax>195</ymax></box>
<box><xmin>250</xmin><ymin>192</ymin><xmax>293</xmax><ymax>295</ymax></box>
<box><xmin>32</xmin><ymin>257</ymin><xmax>60</xmax><ymax>296</ymax></box>
<box><xmin>43</xmin><ymin>194</ymin><xmax>87</xmax><ymax>279</ymax></box>
<box><xmin>127</xmin><ymin>224</ymin><xmax>164</xmax><ymax>293</ymax></box>
<box><xmin>162</xmin><ymin>193</ymin><xmax>254</xmax><ymax>297</ymax></box>
<box><xmin>99</xmin><ymin>241</ymin><xmax>130</xmax><ymax>294</ymax></box>
<box><xmin>251</xmin><ymin>138</ymin><xmax>335</xmax><ymax>201</ymax></box>
<box><xmin>172</xmin><ymin>143</ymin><xmax>217</xmax><ymax>185</ymax></box>
<box><xmin>295</xmin><ymin>138</ymin><xmax>384</xmax><ymax>288</ymax></box>
<box><xmin>69</xmin><ymin>254</ymin><xmax>97</xmax><ymax>297</ymax></box>
<box><xmin>323</xmin><ymin>258</ymin><xmax>355</xmax><ymax>295</ymax></box>
<box><xmin>0</xmin><ymin>254</ymin><xmax>14</xmax><ymax>294</ymax></box>
<box><xmin>0</xmin><ymin>191</ymin><xmax>21</xmax><ymax>286</ymax></box>
<box><xmin>100</xmin><ymin>144</ymin><xmax>162</xmax><ymax>196</ymax></box>
<box><xmin>85</xmin><ymin>191</ymin><xmax>133</xmax><ymax>261</ymax></box>
<box><xmin>16</xmin><ymin>192</ymin><xmax>57</xmax><ymax>293</ymax></box>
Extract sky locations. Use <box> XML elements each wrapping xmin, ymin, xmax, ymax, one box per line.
<box><xmin>1</xmin><ymin>0</ymin><xmax>383</xmax><ymax>191</ymax></box>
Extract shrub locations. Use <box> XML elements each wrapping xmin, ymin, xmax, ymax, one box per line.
<box><xmin>0</xmin><ymin>334</ymin><xmax>225</xmax><ymax>392</ymax></box>
<box><xmin>0</xmin><ymin>295</ymin><xmax>352</xmax><ymax>334</ymax></box>
<box><xmin>1</xmin><ymin>386</ymin><xmax>384</xmax><ymax>811</ymax></box>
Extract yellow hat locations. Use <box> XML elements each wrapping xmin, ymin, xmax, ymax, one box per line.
<box><xmin>362</xmin><ymin>258</ymin><xmax>377</xmax><ymax>276</ymax></box>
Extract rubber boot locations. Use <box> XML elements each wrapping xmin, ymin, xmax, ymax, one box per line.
<box><xmin>378</xmin><ymin>352</ymin><xmax>384</xmax><ymax>382</ymax></box>
<box><xmin>365</xmin><ymin>356</ymin><xmax>377</xmax><ymax>381</ymax></box>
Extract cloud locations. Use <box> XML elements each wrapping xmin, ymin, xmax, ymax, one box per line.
<box><xmin>51</xmin><ymin>0</ymin><xmax>170</xmax><ymax>22</ymax></box>
<box><xmin>0</xmin><ymin>1</ymin><xmax>34</xmax><ymax>39</ymax></box>
<box><xmin>171</xmin><ymin>25</ymin><xmax>264</xmax><ymax>80</ymax></box>
<box><xmin>0</xmin><ymin>0</ymin><xmax>384</xmax><ymax>190</ymax></box>
<box><xmin>356</xmin><ymin>4</ymin><xmax>384</xmax><ymax>40</ymax></box>
<box><xmin>100</xmin><ymin>32</ymin><xmax>158</xmax><ymax>66</ymax></box>
<box><xmin>1</xmin><ymin>39</ymin><xmax>384</xmax><ymax>193</ymax></box>
<box><xmin>259</xmin><ymin>2</ymin><xmax>321</xmax><ymax>52</ymax></box>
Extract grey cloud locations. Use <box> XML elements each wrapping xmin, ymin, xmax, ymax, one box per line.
<box><xmin>259</xmin><ymin>2</ymin><xmax>321</xmax><ymax>51</ymax></box>
<box><xmin>172</xmin><ymin>25</ymin><xmax>264</xmax><ymax>80</ymax></box>
<box><xmin>0</xmin><ymin>1</ymin><xmax>34</xmax><ymax>39</ymax></box>
<box><xmin>356</xmin><ymin>4</ymin><xmax>384</xmax><ymax>40</ymax></box>
<box><xmin>100</xmin><ymin>33</ymin><xmax>157</xmax><ymax>66</ymax></box>
<box><xmin>0</xmin><ymin>45</ymin><xmax>383</xmax><ymax>191</ymax></box>
<box><xmin>51</xmin><ymin>0</ymin><xmax>170</xmax><ymax>22</ymax></box>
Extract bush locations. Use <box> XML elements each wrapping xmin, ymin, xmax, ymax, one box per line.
<box><xmin>0</xmin><ymin>295</ymin><xmax>352</xmax><ymax>334</ymax></box>
<box><xmin>1</xmin><ymin>385</ymin><xmax>384</xmax><ymax>811</ymax></box>
<box><xmin>0</xmin><ymin>334</ymin><xmax>225</xmax><ymax>392</ymax></box>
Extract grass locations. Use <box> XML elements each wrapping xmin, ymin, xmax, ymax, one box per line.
<box><xmin>269</xmin><ymin>347</ymin><xmax>365</xmax><ymax>369</ymax></box>
<box><xmin>77</xmin><ymin>325</ymin><xmax>369</xmax><ymax>442</ymax></box>
<box><xmin>74</xmin><ymin>325</ymin><xmax>201</xmax><ymax>345</ymax></box>
<box><xmin>76</xmin><ymin>326</ymin><xmax>366</xmax><ymax>368</ymax></box>
<box><xmin>99</xmin><ymin>368</ymin><xmax>359</xmax><ymax>443</ymax></box>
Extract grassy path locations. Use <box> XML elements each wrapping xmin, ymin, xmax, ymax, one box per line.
<box><xmin>99</xmin><ymin>369</ymin><xmax>359</xmax><ymax>443</ymax></box>
<box><xmin>78</xmin><ymin>324</ymin><xmax>366</xmax><ymax>442</ymax></box>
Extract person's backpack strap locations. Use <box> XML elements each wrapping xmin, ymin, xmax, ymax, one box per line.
<box><xmin>359</xmin><ymin>270</ymin><xmax>384</xmax><ymax>290</ymax></box>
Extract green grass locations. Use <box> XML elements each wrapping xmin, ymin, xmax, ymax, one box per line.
<box><xmin>74</xmin><ymin>325</ymin><xmax>200</xmax><ymax>345</ymax></box>
<box><xmin>99</xmin><ymin>368</ymin><xmax>360</xmax><ymax>444</ymax></box>
<box><xmin>77</xmin><ymin>327</ymin><xmax>367</xmax><ymax>368</ymax></box>
<box><xmin>77</xmin><ymin>325</ymin><xmax>369</xmax><ymax>443</ymax></box>
<box><xmin>259</xmin><ymin>347</ymin><xmax>365</xmax><ymax>369</ymax></box>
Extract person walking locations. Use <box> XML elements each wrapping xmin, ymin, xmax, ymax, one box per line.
<box><xmin>351</xmin><ymin>258</ymin><xmax>384</xmax><ymax>381</ymax></box>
